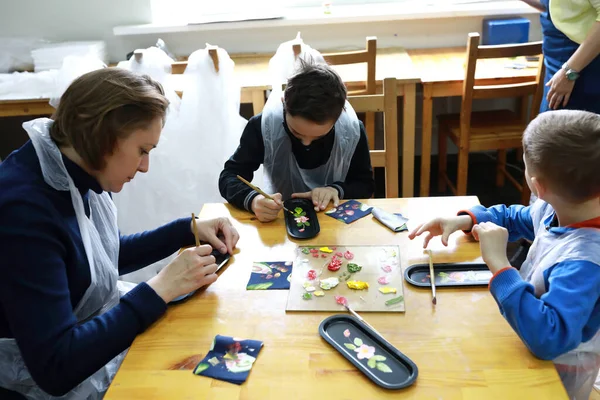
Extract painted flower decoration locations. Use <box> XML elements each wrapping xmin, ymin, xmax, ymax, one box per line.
<box><xmin>293</xmin><ymin>207</ymin><xmax>310</xmax><ymax>232</ymax></box>
<box><xmin>355</xmin><ymin>344</ymin><xmax>376</xmax><ymax>360</ymax></box>
<box><xmin>224</xmin><ymin>352</ymin><xmax>257</xmax><ymax>373</ymax></box>
<box><xmin>345</xmin><ymin>210</ymin><xmax>355</xmax><ymax>216</ymax></box>
<box><xmin>343</xmin><ymin>329</ymin><xmax>351</xmax><ymax>338</ymax></box>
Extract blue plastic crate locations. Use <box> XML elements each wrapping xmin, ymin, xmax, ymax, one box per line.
<box><xmin>482</xmin><ymin>17</ymin><xmax>530</xmax><ymax>45</ymax></box>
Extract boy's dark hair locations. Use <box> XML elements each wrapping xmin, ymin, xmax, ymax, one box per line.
<box><xmin>523</xmin><ymin>109</ymin><xmax>600</xmax><ymax>203</ymax></box>
<box><xmin>284</xmin><ymin>60</ymin><xmax>347</xmax><ymax>124</ymax></box>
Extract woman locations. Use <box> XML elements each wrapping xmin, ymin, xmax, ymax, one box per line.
<box><xmin>521</xmin><ymin>0</ymin><xmax>600</xmax><ymax>113</ymax></box>
<box><xmin>0</xmin><ymin>68</ymin><xmax>239</xmax><ymax>399</ymax></box>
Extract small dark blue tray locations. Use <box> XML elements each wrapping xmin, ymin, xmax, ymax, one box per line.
<box><xmin>319</xmin><ymin>314</ymin><xmax>418</xmax><ymax>390</ymax></box>
<box><xmin>404</xmin><ymin>262</ymin><xmax>492</xmax><ymax>288</ymax></box>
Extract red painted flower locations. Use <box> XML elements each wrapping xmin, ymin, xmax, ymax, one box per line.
<box><xmin>307</xmin><ymin>270</ymin><xmax>317</xmax><ymax>280</ymax></box>
<box><xmin>327</xmin><ymin>256</ymin><xmax>343</xmax><ymax>271</ymax></box>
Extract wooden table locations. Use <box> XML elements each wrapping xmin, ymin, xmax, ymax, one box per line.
<box><xmin>407</xmin><ymin>47</ymin><xmax>540</xmax><ymax>197</ymax></box>
<box><xmin>105</xmin><ymin>197</ymin><xmax>566</xmax><ymax>400</ymax></box>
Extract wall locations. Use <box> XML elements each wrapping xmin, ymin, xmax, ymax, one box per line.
<box><xmin>0</xmin><ymin>1</ymin><xmax>542</xmax><ymax>159</ymax></box>
<box><xmin>0</xmin><ymin>0</ymin><xmax>541</xmax><ymax>61</ymax></box>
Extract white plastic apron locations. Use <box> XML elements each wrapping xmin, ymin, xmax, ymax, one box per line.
<box><xmin>261</xmin><ymin>94</ymin><xmax>360</xmax><ymax>200</ymax></box>
<box><xmin>0</xmin><ymin>118</ymin><xmax>124</xmax><ymax>399</ymax></box>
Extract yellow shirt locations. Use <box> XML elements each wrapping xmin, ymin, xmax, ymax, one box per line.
<box><xmin>550</xmin><ymin>0</ymin><xmax>600</xmax><ymax>44</ymax></box>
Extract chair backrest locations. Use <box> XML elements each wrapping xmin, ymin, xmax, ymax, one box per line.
<box><xmin>461</xmin><ymin>32</ymin><xmax>545</xmax><ymax>135</ymax></box>
<box><xmin>323</xmin><ymin>37</ymin><xmax>377</xmax><ymax>96</ymax></box>
<box><xmin>347</xmin><ymin>78</ymin><xmax>398</xmax><ymax>198</ymax></box>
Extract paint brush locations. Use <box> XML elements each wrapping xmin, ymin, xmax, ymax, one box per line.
<box><xmin>236</xmin><ymin>175</ymin><xmax>293</xmax><ymax>215</ymax></box>
<box><xmin>427</xmin><ymin>249</ymin><xmax>437</xmax><ymax>305</ymax></box>
<box><xmin>191</xmin><ymin>213</ymin><xmax>200</xmax><ymax>247</ymax></box>
<box><xmin>344</xmin><ymin>303</ymin><xmax>383</xmax><ymax>337</ymax></box>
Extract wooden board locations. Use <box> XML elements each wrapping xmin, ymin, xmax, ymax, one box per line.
<box><xmin>286</xmin><ymin>245</ymin><xmax>405</xmax><ymax>313</ymax></box>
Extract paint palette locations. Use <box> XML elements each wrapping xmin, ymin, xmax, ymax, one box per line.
<box><xmin>283</xmin><ymin>198</ymin><xmax>320</xmax><ymax>239</ymax></box>
<box><xmin>286</xmin><ymin>246</ymin><xmax>405</xmax><ymax>312</ymax></box>
<box><xmin>404</xmin><ymin>262</ymin><xmax>492</xmax><ymax>288</ymax></box>
<box><xmin>319</xmin><ymin>314</ymin><xmax>418</xmax><ymax>390</ymax></box>
<box><xmin>170</xmin><ymin>251</ymin><xmax>231</xmax><ymax>304</ymax></box>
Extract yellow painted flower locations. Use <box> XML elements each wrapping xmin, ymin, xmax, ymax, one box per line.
<box><xmin>319</xmin><ymin>247</ymin><xmax>333</xmax><ymax>253</ymax></box>
<box><xmin>378</xmin><ymin>287</ymin><xmax>397</xmax><ymax>294</ymax></box>
<box><xmin>347</xmin><ymin>280</ymin><xmax>369</xmax><ymax>290</ymax></box>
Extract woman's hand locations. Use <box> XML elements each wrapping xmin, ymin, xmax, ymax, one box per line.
<box><xmin>192</xmin><ymin>217</ymin><xmax>239</xmax><ymax>254</ymax></box>
<box><xmin>546</xmin><ymin>69</ymin><xmax>575</xmax><ymax>110</ymax></box>
<box><xmin>148</xmin><ymin>245</ymin><xmax>218</xmax><ymax>303</ymax></box>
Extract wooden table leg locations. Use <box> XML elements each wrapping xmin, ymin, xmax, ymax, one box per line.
<box><xmin>420</xmin><ymin>84</ymin><xmax>433</xmax><ymax>197</ymax></box>
<box><xmin>251</xmin><ymin>90</ymin><xmax>265</xmax><ymax>115</ymax></box>
<box><xmin>402</xmin><ymin>83</ymin><xmax>416</xmax><ymax>198</ymax></box>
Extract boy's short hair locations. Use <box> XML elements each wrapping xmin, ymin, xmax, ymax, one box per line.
<box><xmin>51</xmin><ymin>68</ymin><xmax>169</xmax><ymax>171</ymax></box>
<box><xmin>284</xmin><ymin>60</ymin><xmax>347</xmax><ymax>124</ymax></box>
<box><xmin>523</xmin><ymin>110</ymin><xmax>600</xmax><ymax>203</ymax></box>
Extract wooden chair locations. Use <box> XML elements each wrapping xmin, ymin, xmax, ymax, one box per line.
<box><xmin>437</xmin><ymin>32</ymin><xmax>545</xmax><ymax>204</ymax></box>
<box><xmin>323</xmin><ymin>37</ymin><xmax>378</xmax><ymax>150</ymax></box>
<box><xmin>348</xmin><ymin>78</ymin><xmax>399</xmax><ymax>198</ymax></box>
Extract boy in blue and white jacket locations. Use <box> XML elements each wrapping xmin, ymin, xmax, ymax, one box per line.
<box><xmin>410</xmin><ymin>110</ymin><xmax>600</xmax><ymax>400</ymax></box>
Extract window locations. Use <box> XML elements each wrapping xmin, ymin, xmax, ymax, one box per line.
<box><xmin>150</xmin><ymin>0</ymin><xmax>511</xmax><ymax>24</ymax></box>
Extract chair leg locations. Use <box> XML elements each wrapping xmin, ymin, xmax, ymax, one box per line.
<box><xmin>456</xmin><ymin>145</ymin><xmax>469</xmax><ymax>196</ymax></box>
<box><xmin>520</xmin><ymin>175</ymin><xmax>532</xmax><ymax>206</ymax></box>
<box><xmin>496</xmin><ymin>149</ymin><xmax>507</xmax><ymax>187</ymax></box>
<box><xmin>438</xmin><ymin>125</ymin><xmax>448</xmax><ymax>192</ymax></box>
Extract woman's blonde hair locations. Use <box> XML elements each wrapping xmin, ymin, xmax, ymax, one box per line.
<box><xmin>51</xmin><ymin>68</ymin><xmax>169</xmax><ymax>170</ymax></box>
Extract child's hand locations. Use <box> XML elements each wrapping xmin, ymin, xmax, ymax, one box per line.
<box><xmin>472</xmin><ymin>222</ymin><xmax>511</xmax><ymax>274</ymax></box>
<box><xmin>251</xmin><ymin>193</ymin><xmax>283</xmax><ymax>222</ymax></box>
<box><xmin>292</xmin><ymin>187</ymin><xmax>339</xmax><ymax>211</ymax></box>
<box><xmin>408</xmin><ymin>215</ymin><xmax>473</xmax><ymax>248</ymax></box>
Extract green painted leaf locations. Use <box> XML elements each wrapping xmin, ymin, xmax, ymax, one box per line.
<box><xmin>384</xmin><ymin>296</ymin><xmax>404</xmax><ymax>306</ymax></box>
<box><xmin>305</xmin><ymin>222</ymin><xmax>310</xmax><ymax>226</ymax></box>
<box><xmin>193</xmin><ymin>363</ymin><xmax>210</xmax><ymax>375</ymax></box>
<box><xmin>297</xmin><ymin>223</ymin><xmax>303</xmax><ymax>227</ymax></box>
<box><xmin>376</xmin><ymin>362</ymin><xmax>392</xmax><ymax>373</ymax></box>
<box><xmin>354</xmin><ymin>337</ymin><xmax>363</xmax><ymax>347</ymax></box>
<box><xmin>367</xmin><ymin>357</ymin><xmax>377</xmax><ymax>368</ymax></box>
<box><xmin>371</xmin><ymin>355</ymin><xmax>386</xmax><ymax>362</ymax></box>
<box><xmin>246</xmin><ymin>282</ymin><xmax>274</xmax><ymax>290</ymax></box>
<box><xmin>344</xmin><ymin>343</ymin><xmax>356</xmax><ymax>350</ymax></box>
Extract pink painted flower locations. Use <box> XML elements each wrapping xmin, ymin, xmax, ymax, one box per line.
<box><xmin>355</xmin><ymin>344</ymin><xmax>376</xmax><ymax>360</ymax></box>
<box><xmin>343</xmin><ymin>251</ymin><xmax>354</xmax><ymax>260</ymax></box>
<box><xmin>382</xmin><ymin>265</ymin><xmax>392</xmax><ymax>273</ymax></box>
<box><xmin>352</xmin><ymin>204</ymin><xmax>360</xmax><ymax>209</ymax></box>
<box><xmin>345</xmin><ymin>210</ymin><xmax>355</xmax><ymax>216</ymax></box>
<box><xmin>299</xmin><ymin>228</ymin><xmax>305</xmax><ymax>232</ymax></box>
<box><xmin>378</xmin><ymin>276</ymin><xmax>390</xmax><ymax>285</ymax></box>
<box><xmin>335</xmin><ymin>295</ymin><xmax>348</xmax><ymax>306</ymax></box>
<box><xmin>343</xmin><ymin>329</ymin><xmax>351</xmax><ymax>337</ymax></box>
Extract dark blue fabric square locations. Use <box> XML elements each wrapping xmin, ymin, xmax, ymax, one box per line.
<box><xmin>193</xmin><ymin>335</ymin><xmax>264</xmax><ymax>385</ymax></box>
<box><xmin>325</xmin><ymin>200</ymin><xmax>372</xmax><ymax>224</ymax></box>
<box><xmin>246</xmin><ymin>261</ymin><xmax>293</xmax><ymax>290</ymax></box>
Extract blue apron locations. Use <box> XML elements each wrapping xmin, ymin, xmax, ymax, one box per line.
<box><xmin>540</xmin><ymin>0</ymin><xmax>600</xmax><ymax>113</ymax></box>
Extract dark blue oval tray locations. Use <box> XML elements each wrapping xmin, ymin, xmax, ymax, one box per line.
<box><xmin>404</xmin><ymin>262</ymin><xmax>492</xmax><ymax>288</ymax></box>
<box><xmin>283</xmin><ymin>198</ymin><xmax>320</xmax><ymax>240</ymax></box>
<box><xmin>319</xmin><ymin>314</ymin><xmax>418</xmax><ymax>390</ymax></box>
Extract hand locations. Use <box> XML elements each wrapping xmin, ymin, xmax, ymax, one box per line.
<box><xmin>472</xmin><ymin>222</ymin><xmax>511</xmax><ymax>274</ymax></box>
<box><xmin>251</xmin><ymin>193</ymin><xmax>283</xmax><ymax>222</ymax></box>
<box><xmin>192</xmin><ymin>217</ymin><xmax>239</xmax><ymax>254</ymax></box>
<box><xmin>292</xmin><ymin>187</ymin><xmax>339</xmax><ymax>211</ymax></box>
<box><xmin>408</xmin><ymin>215</ymin><xmax>473</xmax><ymax>248</ymax></box>
<box><xmin>148</xmin><ymin>245</ymin><xmax>218</xmax><ymax>303</ymax></box>
<box><xmin>546</xmin><ymin>69</ymin><xmax>575</xmax><ymax>110</ymax></box>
